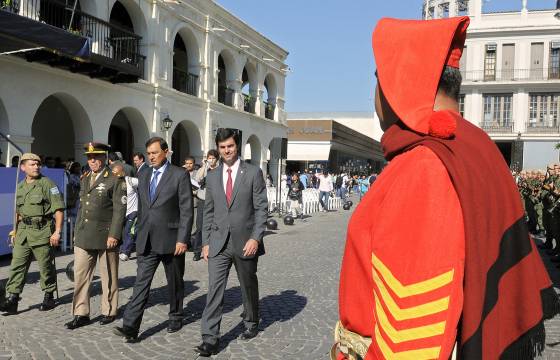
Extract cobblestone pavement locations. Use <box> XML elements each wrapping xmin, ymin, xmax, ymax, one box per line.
<box><xmin>2</xmin><ymin>204</ymin><xmax>560</xmax><ymax>359</ymax></box>
<box><xmin>0</xmin><ymin>205</ymin><xmax>350</xmax><ymax>360</ymax></box>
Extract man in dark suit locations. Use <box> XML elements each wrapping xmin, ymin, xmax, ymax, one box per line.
<box><xmin>113</xmin><ymin>137</ymin><xmax>193</xmax><ymax>341</ymax></box>
<box><xmin>195</xmin><ymin>128</ymin><xmax>268</xmax><ymax>357</ymax></box>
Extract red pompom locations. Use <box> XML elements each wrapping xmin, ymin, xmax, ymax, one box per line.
<box><xmin>428</xmin><ymin>111</ymin><xmax>457</xmax><ymax>139</ymax></box>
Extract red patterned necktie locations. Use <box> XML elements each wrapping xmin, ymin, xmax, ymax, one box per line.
<box><xmin>226</xmin><ymin>168</ymin><xmax>233</xmax><ymax>205</ymax></box>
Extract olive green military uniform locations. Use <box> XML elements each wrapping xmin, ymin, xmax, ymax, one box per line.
<box><xmin>531</xmin><ymin>178</ymin><xmax>544</xmax><ymax>232</ymax></box>
<box><xmin>551</xmin><ymin>176</ymin><xmax>560</xmax><ymax>250</ymax></box>
<box><xmin>5</xmin><ymin>175</ymin><xmax>64</xmax><ymax>295</ymax></box>
<box><xmin>523</xmin><ymin>179</ymin><xmax>538</xmax><ymax>232</ymax></box>
<box><xmin>71</xmin><ymin>166</ymin><xmax>126</xmax><ymax>317</ymax></box>
<box><xmin>542</xmin><ymin>175</ymin><xmax>555</xmax><ymax>244</ymax></box>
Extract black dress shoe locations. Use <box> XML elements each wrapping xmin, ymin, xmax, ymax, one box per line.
<box><xmin>167</xmin><ymin>319</ymin><xmax>182</xmax><ymax>333</ymax></box>
<box><xmin>39</xmin><ymin>292</ymin><xmax>56</xmax><ymax>312</ymax></box>
<box><xmin>99</xmin><ymin>315</ymin><xmax>116</xmax><ymax>325</ymax></box>
<box><xmin>65</xmin><ymin>316</ymin><xmax>90</xmax><ymax>330</ymax></box>
<box><xmin>195</xmin><ymin>342</ymin><xmax>218</xmax><ymax>357</ymax></box>
<box><xmin>239</xmin><ymin>328</ymin><xmax>259</xmax><ymax>340</ymax></box>
<box><xmin>113</xmin><ymin>326</ymin><xmax>139</xmax><ymax>342</ymax></box>
<box><xmin>193</xmin><ymin>252</ymin><xmax>201</xmax><ymax>261</ymax></box>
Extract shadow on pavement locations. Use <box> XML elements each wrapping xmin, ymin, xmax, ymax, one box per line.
<box><xmin>218</xmin><ymin>289</ymin><xmax>307</xmax><ymax>350</ymax></box>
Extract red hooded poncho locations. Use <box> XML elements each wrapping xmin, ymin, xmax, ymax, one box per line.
<box><xmin>338</xmin><ymin>17</ymin><xmax>559</xmax><ymax>360</ymax></box>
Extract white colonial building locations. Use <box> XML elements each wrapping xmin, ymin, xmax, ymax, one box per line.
<box><xmin>0</xmin><ymin>0</ymin><xmax>288</xmax><ymax>177</ymax></box>
<box><xmin>423</xmin><ymin>0</ymin><xmax>560</xmax><ymax>170</ymax></box>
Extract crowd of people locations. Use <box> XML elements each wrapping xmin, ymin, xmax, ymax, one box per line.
<box><xmin>516</xmin><ymin>164</ymin><xmax>560</xmax><ymax>265</ymax></box>
<box><xmin>0</xmin><ymin>128</ymin><xmax>271</xmax><ymax>357</ymax></box>
<box><xmin>279</xmin><ymin>170</ymin><xmax>378</xmax><ymax>204</ymax></box>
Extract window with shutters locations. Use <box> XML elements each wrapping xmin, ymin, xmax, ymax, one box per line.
<box><xmin>459</xmin><ymin>95</ymin><xmax>465</xmax><ymax>117</ymax></box>
<box><xmin>482</xmin><ymin>94</ymin><xmax>513</xmax><ymax>132</ymax></box>
<box><xmin>527</xmin><ymin>94</ymin><xmax>560</xmax><ymax>132</ymax></box>
<box><xmin>550</xmin><ymin>42</ymin><xmax>560</xmax><ymax>80</ymax></box>
<box><xmin>484</xmin><ymin>44</ymin><xmax>497</xmax><ymax>81</ymax></box>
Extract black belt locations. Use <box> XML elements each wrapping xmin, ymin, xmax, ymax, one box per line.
<box><xmin>21</xmin><ymin>217</ymin><xmax>49</xmax><ymax>227</ymax></box>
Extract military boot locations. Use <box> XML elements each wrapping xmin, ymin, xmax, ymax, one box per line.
<box><xmin>39</xmin><ymin>292</ymin><xmax>56</xmax><ymax>311</ymax></box>
<box><xmin>0</xmin><ymin>293</ymin><xmax>19</xmax><ymax>315</ymax></box>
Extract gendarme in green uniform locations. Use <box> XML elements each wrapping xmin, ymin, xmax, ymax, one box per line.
<box><xmin>3</xmin><ymin>154</ymin><xmax>64</xmax><ymax>312</ymax></box>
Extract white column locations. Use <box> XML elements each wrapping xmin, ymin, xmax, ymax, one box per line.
<box><xmin>228</xmin><ymin>79</ymin><xmax>243</xmax><ymax>110</ymax></box>
<box><xmin>515</xmin><ymin>89</ymin><xmax>529</xmax><ymax>134</ymax></box>
<box><xmin>449</xmin><ymin>1</ymin><xmax>458</xmax><ymax>17</ymax></box>
<box><xmin>469</xmin><ymin>0</ymin><xmax>482</xmax><ymax>20</ymax></box>
<box><xmin>522</xmin><ymin>0</ymin><xmax>528</xmax><ymax>13</ymax></box>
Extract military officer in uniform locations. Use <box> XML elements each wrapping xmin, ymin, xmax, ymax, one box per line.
<box><xmin>65</xmin><ymin>142</ymin><xmax>126</xmax><ymax>329</ymax></box>
<box><xmin>0</xmin><ymin>153</ymin><xmax>64</xmax><ymax>314</ymax></box>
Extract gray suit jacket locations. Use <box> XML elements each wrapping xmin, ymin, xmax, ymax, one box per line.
<box><xmin>136</xmin><ymin>162</ymin><xmax>194</xmax><ymax>255</ymax></box>
<box><xmin>202</xmin><ymin>161</ymin><xmax>268</xmax><ymax>258</ymax></box>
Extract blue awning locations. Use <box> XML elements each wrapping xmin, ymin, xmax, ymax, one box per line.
<box><xmin>0</xmin><ymin>9</ymin><xmax>90</xmax><ymax>59</ymax></box>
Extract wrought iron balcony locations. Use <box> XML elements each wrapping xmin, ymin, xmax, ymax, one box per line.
<box><xmin>526</xmin><ymin>121</ymin><xmax>560</xmax><ymax>134</ymax></box>
<box><xmin>480</xmin><ymin>122</ymin><xmax>514</xmax><ymax>133</ymax></box>
<box><xmin>172</xmin><ymin>68</ymin><xmax>198</xmax><ymax>97</ymax></box>
<box><xmin>0</xmin><ymin>0</ymin><xmax>145</xmax><ymax>83</ymax></box>
<box><xmin>242</xmin><ymin>93</ymin><xmax>256</xmax><ymax>114</ymax></box>
<box><xmin>218</xmin><ymin>85</ymin><xmax>234</xmax><ymax>107</ymax></box>
<box><xmin>461</xmin><ymin>68</ymin><xmax>560</xmax><ymax>82</ymax></box>
<box><xmin>264</xmin><ymin>101</ymin><xmax>275</xmax><ymax>121</ymax></box>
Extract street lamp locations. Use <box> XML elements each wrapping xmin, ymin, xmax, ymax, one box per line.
<box><xmin>161</xmin><ymin>114</ymin><xmax>173</xmax><ymax>143</ymax></box>
<box><xmin>161</xmin><ymin>114</ymin><xmax>173</xmax><ymax>132</ymax></box>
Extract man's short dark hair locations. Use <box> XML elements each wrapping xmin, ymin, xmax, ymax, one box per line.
<box><xmin>215</xmin><ymin>128</ymin><xmax>240</xmax><ymax>148</ymax></box>
<box><xmin>108</xmin><ymin>152</ymin><xmax>119</xmax><ymax>162</ymax></box>
<box><xmin>438</xmin><ymin>66</ymin><xmax>462</xmax><ymax>101</ymax></box>
<box><xmin>145</xmin><ymin>137</ymin><xmax>169</xmax><ymax>151</ymax></box>
<box><xmin>133</xmin><ymin>152</ymin><xmax>145</xmax><ymax>161</ymax></box>
<box><xmin>207</xmin><ymin>149</ymin><xmax>219</xmax><ymax>158</ymax></box>
<box><xmin>184</xmin><ymin>156</ymin><xmax>195</xmax><ymax>163</ymax></box>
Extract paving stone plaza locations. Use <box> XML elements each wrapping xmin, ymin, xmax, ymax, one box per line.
<box><xmin>1</xmin><ymin>205</ymin><xmax>560</xmax><ymax>359</ymax></box>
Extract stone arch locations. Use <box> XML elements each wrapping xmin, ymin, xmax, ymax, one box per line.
<box><xmin>244</xmin><ymin>134</ymin><xmax>262</xmax><ymax>167</ymax></box>
<box><xmin>263</xmin><ymin>73</ymin><xmax>279</xmax><ymax>121</ymax></box>
<box><xmin>108</xmin><ymin>0</ymin><xmax>148</xmax><ymax>39</ymax></box>
<box><xmin>241</xmin><ymin>60</ymin><xmax>258</xmax><ymax>113</ymax></box>
<box><xmin>170</xmin><ymin>120</ymin><xmax>204</xmax><ymax>166</ymax></box>
<box><xmin>108</xmin><ymin>107</ymin><xmax>150</xmax><ymax>162</ymax></box>
<box><xmin>172</xmin><ymin>25</ymin><xmax>202</xmax><ymax>96</ymax></box>
<box><xmin>31</xmin><ymin>93</ymin><xmax>92</xmax><ymax>163</ymax></box>
<box><xmin>108</xmin><ymin>0</ymin><xmax>150</xmax><ymax>74</ymax></box>
<box><xmin>217</xmin><ymin>49</ymin><xmax>236</xmax><ymax>106</ymax></box>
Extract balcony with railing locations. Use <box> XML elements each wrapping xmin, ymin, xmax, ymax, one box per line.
<box><xmin>242</xmin><ymin>94</ymin><xmax>256</xmax><ymax>114</ymax></box>
<box><xmin>0</xmin><ymin>0</ymin><xmax>145</xmax><ymax>83</ymax></box>
<box><xmin>480</xmin><ymin>122</ymin><xmax>514</xmax><ymax>133</ymax></box>
<box><xmin>461</xmin><ymin>68</ymin><xmax>560</xmax><ymax>83</ymax></box>
<box><xmin>526</xmin><ymin>121</ymin><xmax>560</xmax><ymax>134</ymax></box>
<box><xmin>218</xmin><ymin>85</ymin><xmax>234</xmax><ymax>107</ymax></box>
<box><xmin>264</xmin><ymin>101</ymin><xmax>275</xmax><ymax>121</ymax></box>
<box><xmin>172</xmin><ymin>69</ymin><xmax>198</xmax><ymax>97</ymax></box>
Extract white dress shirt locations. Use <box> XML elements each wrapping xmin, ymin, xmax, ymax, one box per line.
<box><xmin>222</xmin><ymin>158</ymin><xmax>241</xmax><ymax>194</ymax></box>
<box><xmin>123</xmin><ymin>176</ymin><xmax>139</xmax><ymax>216</ymax></box>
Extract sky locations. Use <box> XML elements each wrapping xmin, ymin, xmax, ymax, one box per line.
<box><xmin>217</xmin><ymin>0</ymin><xmax>559</xmax><ymax>113</ymax></box>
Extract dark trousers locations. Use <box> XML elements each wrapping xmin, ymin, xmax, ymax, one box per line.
<box><xmin>319</xmin><ymin>191</ymin><xmax>330</xmax><ymax>211</ymax></box>
<box><xmin>201</xmin><ymin>237</ymin><xmax>259</xmax><ymax>345</ymax></box>
<box><xmin>191</xmin><ymin>200</ymin><xmax>204</xmax><ymax>254</ymax></box>
<box><xmin>120</xmin><ymin>212</ymin><xmax>137</xmax><ymax>256</ymax></box>
<box><xmin>123</xmin><ymin>240</ymin><xmax>185</xmax><ymax>331</ymax></box>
